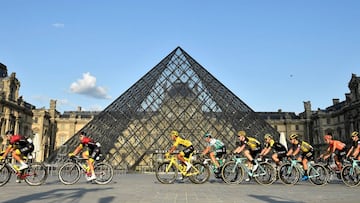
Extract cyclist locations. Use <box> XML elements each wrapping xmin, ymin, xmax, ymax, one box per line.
<box><xmin>259</xmin><ymin>133</ymin><xmax>287</xmax><ymax>167</ymax></box>
<box><xmin>233</xmin><ymin>130</ymin><xmax>262</xmax><ymax>172</ymax></box>
<box><xmin>201</xmin><ymin>132</ymin><xmax>226</xmax><ymax>174</ymax></box>
<box><xmin>286</xmin><ymin>133</ymin><xmax>314</xmax><ymax>181</ymax></box>
<box><xmin>0</xmin><ymin>130</ymin><xmax>34</xmax><ymax>171</ymax></box>
<box><xmin>68</xmin><ymin>131</ymin><xmax>101</xmax><ymax>181</ymax></box>
<box><xmin>165</xmin><ymin>130</ymin><xmax>194</xmax><ymax>172</ymax></box>
<box><xmin>346</xmin><ymin>131</ymin><xmax>360</xmax><ymax>160</ymax></box>
<box><xmin>319</xmin><ymin>134</ymin><xmax>346</xmax><ymax>172</ymax></box>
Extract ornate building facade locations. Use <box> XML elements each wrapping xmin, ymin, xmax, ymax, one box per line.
<box><xmin>0</xmin><ymin>63</ymin><xmax>34</xmax><ymax>151</ymax></box>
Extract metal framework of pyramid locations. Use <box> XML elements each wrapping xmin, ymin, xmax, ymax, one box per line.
<box><xmin>49</xmin><ymin>47</ymin><xmax>279</xmax><ymax>170</ymax></box>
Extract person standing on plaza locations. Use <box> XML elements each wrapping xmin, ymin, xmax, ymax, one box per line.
<box><xmin>165</xmin><ymin>130</ymin><xmax>194</xmax><ymax>172</ymax></box>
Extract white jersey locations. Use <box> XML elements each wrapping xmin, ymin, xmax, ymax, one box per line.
<box><xmin>209</xmin><ymin>138</ymin><xmax>225</xmax><ymax>150</ymax></box>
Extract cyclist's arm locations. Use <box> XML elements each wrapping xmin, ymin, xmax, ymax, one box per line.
<box><xmin>202</xmin><ymin>146</ymin><xmax>211</xmax><ymax>155</ymax></box>
<box><xmin>1</xmin><ymin>145</ymin><xmax>13</xmax><ymax>159</ymax></box>
<box><xmin>168</xmin><ymin>145</ymin><xmax>176</xmax><ymax>154</ymax></box>
<box><xmin>72</xmin><ymin>144</ymin><xmax>83</xmax><ymax>155</ymax></box>
<box><xmin>259</xmin><ymin>147</ymin><xmax>270</xmax><ymax>157</ymax></box>
<box><xmin>346</xmin><ymin>146</ymin><xmax>353</xmax><ymax>158</ymax></box>
<box><xmin>233</xmin><ymin>145</ymin><xmax>245</xmax><ymax>154</ymax></box>
<box><xmin>353</xmin><ymin>144</ymin><xmax>360</xmax><ymax>158</ymax></box>
<box><xmin>292</xmin><ymin>147</ymin><xmax>300</xmax><ymax>157</ymax></box>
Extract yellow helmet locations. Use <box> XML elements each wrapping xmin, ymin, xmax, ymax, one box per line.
<box><xmin>237</xmin><ymin>130</ymin><xmax>246</xmax><ymax>137</ymax></box>
<box><xmin>264</xmin><ymin>133</ymin><xmax>272</xmax><ymax>139</ymax></box>
<box><xmin>351</xmin><ymin>131</ymin><xmax>359</xmax><ymax>137</ymax></box>
<box><xmin>289</xmin><ymin>134</ymin><xmax>298</xmax><ymax>140</ymax></box>
<box><xmin>170</xmin><ymin>130</ymin><xmax>179</xmax><ymax>137</ymax></box>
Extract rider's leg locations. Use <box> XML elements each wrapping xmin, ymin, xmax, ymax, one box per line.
<box><xmin>12</xmin><ymin>149</ymin><xmax>28</xmax><ymax>170</ymax></box>
<box><xmin>244</xmin><ymin>150</ymin><xmax>258</xmax><ymax>171</ymax></box>
<box><xmin>210</xmin><ymin>152</ymin><xmax>220</xmax><ymax>168</ymax></box>
<box><xmin>272</xmin><ymin>153</ymin><xmax>280</xmax><ymax>165</ymax></box>
<box><xmin>334</xmin><ymin>155</ymin><xmax>342</xmax><ymax>171</ymax></box>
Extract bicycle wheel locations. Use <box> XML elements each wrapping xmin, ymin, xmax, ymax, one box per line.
<box><xmin>24</xmin><ymin>162</ymin><xmax>48</xmax><ymax>186</ymax></box>
<box><xmin>308</xmin><ymin>164</ymin><xmax>328</xmax><ymax>186</ymax></box>
<box><xmin>188</xmin><ymin>161</ymin><xmax>210</xmax><ymax>184</ymax></box>
<box><xmin>278</xmin><ymin>163</ymin><xmax>300</xmax><ymax>185</ymax></box>
<box><xmin>254</xmin><ymin>162</ymin><xmax>277</xmax><ymax>185</ymax></box>
<box><xmin>0</xmin><ymin>165</ymin><xmax>11</xmax><ymax>187</ymax></box>
<box><xmin>221</xmin><ymin>161</ymin><xmax>244</xmax><ymax>184</ymax></box>
<box><xmin>58</xmin><ymin>162</ymin><xmax>81</xmax><ymax>185</ymax></box>
<box><xmin>155</xmin><ymin>162</ymin><xmax>177</xmax><ymax>184</ymax></box>
<box><xmin>94</xmin><ymin>162</ymin><xmax>114</xmax><ymax>185</ymax></box>
<box><xmin>341</xmin><ymin>165</ymin><xmax>360</xmax><ymax>187</ymax></box>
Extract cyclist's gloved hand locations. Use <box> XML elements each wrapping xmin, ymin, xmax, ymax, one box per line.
<box><xmin>68</xmin><ymin>152</ymin><xmax>75</xmax><ymax>157</ymax></box>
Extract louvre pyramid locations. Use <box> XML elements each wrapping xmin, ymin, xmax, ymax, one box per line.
<box><xmin>50</xmin><ymin>47</ymin><xmax>279</xmax><ymax>170</ymax></box>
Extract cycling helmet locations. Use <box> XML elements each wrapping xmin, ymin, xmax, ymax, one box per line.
<box><xmin>264</xmin><ymin>133</ymin><xmax>273</xmax><ymax>139</ymax></box>
<box><xmin>289</xmin><ymin>134</ymin><xmax>298</xmax><ymax>140</ymax></box>
<box><xmin>80</xmin><ymin>131</ymin><xmax>87</xmax><ymax>136</ymax></box>
<box><xmin>203</xmin><ymin>132</ymin><xmax>211</xmax><ymax>138</ymax></box>
<box><xmin>324</xmin><ymin>134</ymin><xmax>332</xmax><ymax>140</ymax></box>
<box><xmin>351</xmin><ymin>131</ymin><xmax>359</xmax><ymax>137</ymax></box>
<box><xmin>170</xmin><ymin>130</ymin><xmax>179</xmax><ymax>137</ymax></box>
<box><xmin>237</xmin><ymin>130</ymin><xmax>246</xmax><ymax>137</ymax></box>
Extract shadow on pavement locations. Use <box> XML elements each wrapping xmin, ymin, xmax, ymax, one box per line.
<box><xmin>248</xmin><ymin>194</ymin><xmax>304</xmax><ymax>203</ymax></box>
<box><xmin>3</xmin><ymin>187</ymin><xmax>114</xmax><ymax>203</ymax></box>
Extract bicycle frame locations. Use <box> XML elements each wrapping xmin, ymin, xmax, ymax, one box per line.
<box><xmin>165</xmin><ymin>154</ymin><xmax>199</xmax><ymax>176</ymax></box>
<box><xmin>231</xmin><ymin>156</ymin><xmax>267</xmax><ymax>177</ymax></box>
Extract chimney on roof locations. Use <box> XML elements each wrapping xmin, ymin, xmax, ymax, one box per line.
<box><xmin>332</xmin><ymin>98</ymin><xmax>340</xmax><ymax>105</ymax></box>
<box><xmin>77</xmin><ymin>106</ymin><xmax>82</xmax><ymax>112</ymax></box>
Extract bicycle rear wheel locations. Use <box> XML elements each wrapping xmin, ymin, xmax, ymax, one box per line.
<box><xmin>221</xmin><ymin>161</ymin><xmax>244</xmax><ymax>184</ymax></box>
<box><xmin>254</xmin><ymin>162</ymin><xmax>277</xmax><ymax>185</ymax></box>
<box><xmin>341</xmin><ymin>165</ymin><xmax>360</xmax><ymax>187</ymax></box>
<box><xmin>155</xmin><ymin>162</ymin><xmax>177</xmax><ymax>184</ymax></box>
<box><xmin>58</xmin><ymin>162</ymin><xmax>81</xmax><ymax>185</ymax></box>
<box><xmin>188</xmin><ymin>162</ymin><xmax>210</xmax><ymax>184</ymax></box>
<box><xmin>94</xmin><ymin>162</ymin><xmax>114</xmax><ymax>185</ymax></box>
<box><xmin>278</xmin><ymin>163</ymin><xmax>300</xmax><ymax>185</ymax></box>
<box><xmin>0</xmin><ymin>164</ymin><xmax>11</xmax><ymax>187</ymax></box>
<box><xmin>24</xmin><ymin>162</ymin><xmax>48</xmax><ymax>186</ymax></box>
<box><xmin>308</xmin><ymin>164</ymin><xmax>328</xmax><ymax>186</ymax></box>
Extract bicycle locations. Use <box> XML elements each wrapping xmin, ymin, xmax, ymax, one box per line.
<box><xmin>319</xmin><ymin>154</ymin><xmax>346</xmax><ymax>183</ymax></box>
<box><xmin>0</xmin><ymin>152</ymin><xmax>48</xmax><ymax>186</ymax></box>
<box><xmin>200</xmin><ymin>154</ymin><xmax>228</xmax><ymax>180</ymax></box>
<box><xmin>58</xmin><ymin>155</ymin><xmax>114</xmax><ymax>185</ymax></box>
<box><xmin>277</xmin><ymin>158</ymin><xmax>328</xmax><ymax>186</ymax></box>
<box><xmin>155</xmin><ymin>153</ymin><xmax>210</xmax><ymax>184</ymax></box>
<box><xmin>221</xmin><ymin>154</ymin><xmax>277</xmax><ymax>185</ymax></box>
<box><xmin>340</xmin><ymin>157</ymin><xmax>360</xmax><ymax>187</ymax></box>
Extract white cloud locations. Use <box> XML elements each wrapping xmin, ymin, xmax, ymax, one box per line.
<box><xmin>70</xmin><ymin>72</ymin><xmax>111</xmax><ymax>99</ymax></box>
<box><xmin>52</xmin><ymin>23</ymin><xmax>64</xmax><ymax>28</ymax></box>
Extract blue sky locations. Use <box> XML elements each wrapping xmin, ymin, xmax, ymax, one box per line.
<box><xmin>1</xmin><ymin>1</ymin><xmax>359</xmax><ymax>114</ymax></box>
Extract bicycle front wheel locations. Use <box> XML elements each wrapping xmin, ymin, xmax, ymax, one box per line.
<box><xmin>308</xmin><ymin>164</ymin><xmax>328</xmax><ymax>186</ymax></box>
<box><xmin>341</xmin><ymin>165</ymin><xmax>360</xmax><ymax>187</ymax></box>
<box><xmin>94</xmin><ymin>162</ymin><xmax>114</xmax><ymax>185</ymax></box>
<box><xmin>24</xmin><ymin>162</ymin><xmax>48</xmax><ymax>186</ymax></box>
<box><xmin>155</xmin><ymin>162</ymin><xmax>177</xmax><ymax>184</ymax></box>
<box><xmin>0</xmin><ymin>164</ymin><xmax>11</xmax><ymax>187</ymax></box>
<box><xmin>278</xmin><ymin>163</ymin><xmax>300</xmax><ymax>185</ymax></box>
<box><xmin>254</xmin><ymin>162</ymin><xmax>277</xmax><ymax>185</ymax></box>
<box><xmin>221</xmin><ymin>161</ymin><xmax>244</xmax><ymax>184</ymax></box>
<box><xmin>58</xmin><ymin>162</ymin><xmax>81</xmax><ymax>185</ymax></box>
<box><xmin>188</xmin><ymin>162</ymin><xmax>210</xmax><ymax>184</ymax></box>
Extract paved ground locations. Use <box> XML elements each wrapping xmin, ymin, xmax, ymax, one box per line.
<box><xmin>0</xmin><ymin>173</ymin><xmax>359</xmax><ymax>203</ymax></box>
